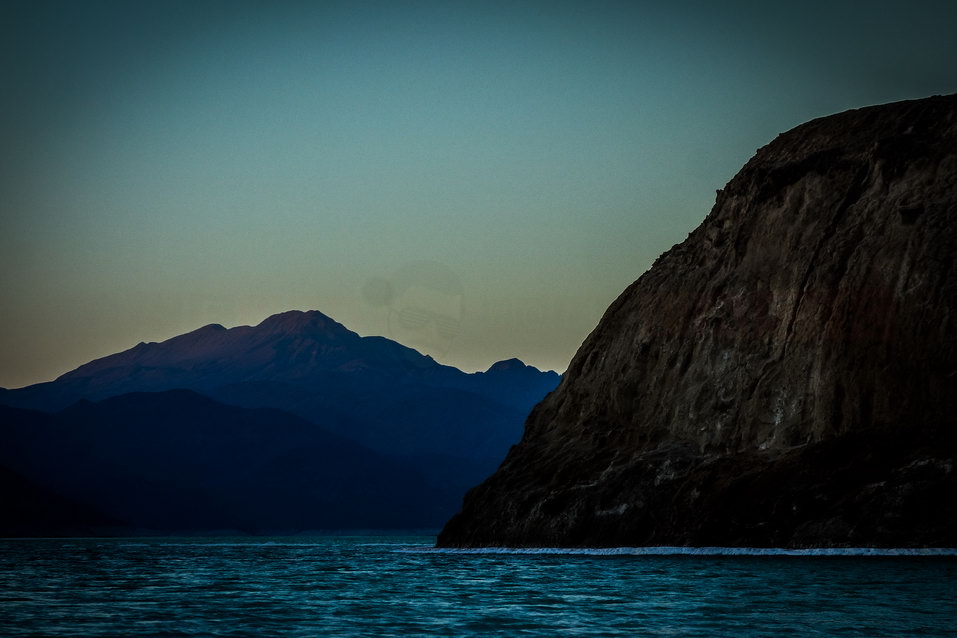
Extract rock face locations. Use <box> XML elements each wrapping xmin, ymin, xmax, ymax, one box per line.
<box><xmin>438</xmin><ymin>94</ymin><xmax>957</xmax><ymax>548</ymax></box>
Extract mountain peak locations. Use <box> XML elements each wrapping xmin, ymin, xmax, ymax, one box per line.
<box><xmin>486</xmin><ymin>358</ymin><xmax>529</xmax><ymax>373</ymax></box>
<box><xmin>183</xmin><ymin>323</ymin><xmax>226</xmax><ymax>338</ymax></box>
<box><xmin>199</xmin><ymin>323</ymin><xmax>226</xmax><ymax>332</ymax></box>
<box><xmin>256</xmin><ymin>310</ymin><xmax>347</xmax><ymax>336</ymax></box>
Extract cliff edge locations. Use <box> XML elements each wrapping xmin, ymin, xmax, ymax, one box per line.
<box><xmin>438</xmin><ymin>94</ymin><xmax>957</xmax><ymax>548</ymax></box>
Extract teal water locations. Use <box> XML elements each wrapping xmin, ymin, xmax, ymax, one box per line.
<box><xmin>1</xmin><ymin>537</ymin><xmax>956</xmax><ymax>636</ymax></box>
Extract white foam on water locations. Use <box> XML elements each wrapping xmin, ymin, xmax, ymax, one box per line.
<box><xmin>408</xmin><ymin>546</ymin><xmax>957</xmax><ymax>557</ymax></box>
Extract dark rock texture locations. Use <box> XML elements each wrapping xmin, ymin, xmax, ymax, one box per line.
<box><xmin>438</xmin><ymin>94</ymin><xmax>957</xmax><ymax>548</ymax></box>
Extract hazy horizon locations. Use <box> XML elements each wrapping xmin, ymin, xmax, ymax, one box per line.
<box><xmin>2</xmin><ymin>0</ymin><xmax>956</xmax><ymax>388</ymax></box>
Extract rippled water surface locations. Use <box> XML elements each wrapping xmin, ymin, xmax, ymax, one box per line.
<box><xmin>2</xmin><ymin>537</ymin><xmax>956</xmax><ymax>636</ymax></box>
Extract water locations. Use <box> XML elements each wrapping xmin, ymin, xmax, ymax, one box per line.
<box><xmin>1</xmin><ymin>537</ymin><xmax>956</xmax><ymax>637</ymax></box>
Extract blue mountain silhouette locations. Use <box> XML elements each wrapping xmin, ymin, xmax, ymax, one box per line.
<box><xmin>0</xmin><ymin>310</ymin><xmax>560</xmax><ymax>534</ymax></box>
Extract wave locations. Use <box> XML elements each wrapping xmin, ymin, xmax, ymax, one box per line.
<box><xmin>408</xmin><ymin>546</ymin><xmax>957</xmax><ymax>557</ymax></box>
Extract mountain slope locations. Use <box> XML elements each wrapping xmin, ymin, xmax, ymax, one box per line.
<box><xmin>0</xmin><ymin>391</ymin><xmax>458</xmax><ymax>534</ymax></box>
<box><xmin>0</xmin><ymin>310</ymin><xmax>559</xmax><ymax>465</ymax></box>
<box><xmin>0</xmin><ymin>463</ymin><xmax>122</xmax><ymax>536</ymax></box>
<box><xmin>438</xmin><ymin>94</ymin><xmax>957</xmax><ymax>548</ymax></box>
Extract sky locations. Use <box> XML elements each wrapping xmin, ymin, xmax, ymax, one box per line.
<box><xmin>1</xmin><ymin>0</ymin><xmax>955</xmax><ymax>388</ymax></box>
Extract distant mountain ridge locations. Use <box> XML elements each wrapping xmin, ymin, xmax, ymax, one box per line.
<box><xmin>0</xmin><ymin>310</ymin><xmax>560</xmax><ymax>535</ymax></box>
<box><xmin>2</xmin><ymin>309</ymin><xmax>559</xmax><ymax>460</ymax></box>
<box><xmin>9</xmin><ymin>310</ymin><xmax>555</xmax><ymax>402</ymax></box>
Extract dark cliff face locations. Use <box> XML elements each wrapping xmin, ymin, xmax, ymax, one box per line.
<box><xmin>438</xmin><ymin>94</ymin><xmax>957</xmax><ymax>548</ymax></box>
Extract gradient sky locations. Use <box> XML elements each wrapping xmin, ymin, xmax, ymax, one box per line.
<box><xmin>2</xmin><ymin>0</ymin><xmax>955</xmax><ymax>388</ymax></box>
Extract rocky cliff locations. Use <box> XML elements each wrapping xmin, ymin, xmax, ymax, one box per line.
<box><xmin>438</xmin><ymin>94</ymin><xmax>957</xmax><ymax>548</ymax></box>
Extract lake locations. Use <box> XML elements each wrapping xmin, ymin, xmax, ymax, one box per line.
<box><xmin>1</xmin><ymin>537</ymin><xmax>955</xmax><ymax>636</ymax></box>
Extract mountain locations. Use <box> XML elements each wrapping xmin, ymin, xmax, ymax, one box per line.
<box><xmin>0</xmin><ymin>463</ymin><xmax>122</xmax><ymax>536</ymax></box>
<box><xmin>438</xmin><ymin>94</ymin><xmax>957</xmax><ymax>548</ymax></box>
<box><xmin>0</xmin><ymin>390</ymin><xmax>459</xmax><ymax>534</ymax></box>
<box><xmin>0</xmin><ymin>310</ymin><xmax>559</xmax><ymax>533</ymax></box>
<box><xmin>0</xmin><ymin>310</ymin><xmax>559</xmax><ymax>487</ymax></box>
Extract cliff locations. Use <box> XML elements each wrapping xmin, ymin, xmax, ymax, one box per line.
<box><xmin>438</xmin><ymin>94</ymin><xmax>957</xmax><ymax>548</ymax></box>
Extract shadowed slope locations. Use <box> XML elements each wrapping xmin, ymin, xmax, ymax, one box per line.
<box><xmin>0</xmin><ymin>391</ymin><xmax>457</xmax><ymax>534</ymax></box>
